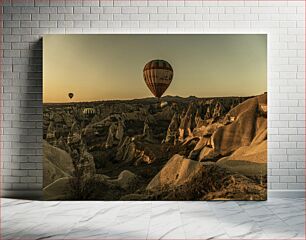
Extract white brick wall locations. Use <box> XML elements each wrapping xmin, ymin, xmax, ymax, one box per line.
<box><xmin>1</xmin><ymin>0</ymin><xmax>305</xmax><ymax>197</ymax></box>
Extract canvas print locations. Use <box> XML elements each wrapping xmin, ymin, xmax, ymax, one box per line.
<box><xmin>43</xmin><ymin>34</ymin><xmax>267</xmax><ymax>200</ymax></box>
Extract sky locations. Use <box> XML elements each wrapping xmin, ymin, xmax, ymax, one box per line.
<box><xmin>43</xmin><ymin>34</ymin><xmax>267</xmax><ymax>103</ymax></box>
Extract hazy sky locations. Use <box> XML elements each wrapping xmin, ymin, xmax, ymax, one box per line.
<box><xmin>43</xmin><ymin>34</ymin><xmax>267</xmax><ymax>103</ymax></box>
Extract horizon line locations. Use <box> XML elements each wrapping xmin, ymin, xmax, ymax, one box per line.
<box><xmin>43</xmin><ymin>92</ymin><xmax>267</xmax><ymax>104</ymax></box>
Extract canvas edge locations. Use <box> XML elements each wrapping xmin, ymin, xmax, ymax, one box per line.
<box><xmin>1</xmin><ymin>190</ymin><xmax>304</xmax><ymax>200</ymax></box>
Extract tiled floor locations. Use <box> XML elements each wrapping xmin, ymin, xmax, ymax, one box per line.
<box><xmin>1</xmin><ymin>198</ymin><xmax>305</xmax><ymax>239</ymax></box>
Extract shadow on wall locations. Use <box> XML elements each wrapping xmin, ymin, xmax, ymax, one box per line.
<box><xmin>4</xmin><ymin>38</ymin><xmax>43</xmax><ymax>200</ymax></box>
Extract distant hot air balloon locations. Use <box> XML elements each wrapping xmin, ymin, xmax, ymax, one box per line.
<box><xmin>68</xmin><ymin>93</ymin><xmax>74</xmax><ymax>99</ymax></box>
<box><xmin>83</xmin><ymin>108</ymin><xmax>96</xmax><ymax>119</ymax></box>
<box><xmin>143</xmin><ymin>59</ymin><xmax>173</xmax><ymax>99</ymax></box>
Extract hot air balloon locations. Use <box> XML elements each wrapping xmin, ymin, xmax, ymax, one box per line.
<box><xmin>68</xmin><ymin>93</ymin><xmax>74</xmax><ymax>99</ymax></box>
<box><xmin>83</xmin><ymin>108</ymin><xmax>96</xmax><ymax>119</ymax></box>
<box><xmin>143</xmin><ymin>59</ymin><xmax>173</xmax><ymax>99</ymax></box>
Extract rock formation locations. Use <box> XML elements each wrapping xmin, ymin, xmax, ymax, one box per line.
<box><xmin>109</xmin><ymin>170</ymin><xmax>139</xmax><ymax>190</ymax></box>
<box><xmin>79</xmin><ymin>147</ymin><xmax>96</xmax><ymax>179</ymax></box>
<box><xmin>43</xmin><ymin>140</ymin><xmax>74</xmax><ymax>187</ymax></box>
<box><xmin>115</xmin><ymin>120</ymin><xmax>125</xmax><ymax>144</ymax></box>
<box><xmin>147</xmin><ymin>154</ymin><xmax>203</xmax><ymax>191</ymax></box>
<box><xmin>200</xmin><ymin>94</ymin><xmax>267</xmax><ymax>161</ymax></box>
<box><xmin>67</xmin><ymin>121</ymin><xmax>82</xmax><ymax>147</ymax></box>
<box><xmin>43</xmin><ymin>94</ymin><xmax>267</xmax><ymax>200</ymax></box>
<box><xmin>105</xmin><ymin>123</ymin><xmax>117</xmax><ymax>149</ymax></box>
<box><xmin>164</xmin><ymin>113</ymin><xmax>179</xmax><ymax>144</ymax></box>
<box><xmin>46</xmin><ymin>121</ymin><xmax>56</xmax><ymax>144</ymax></box>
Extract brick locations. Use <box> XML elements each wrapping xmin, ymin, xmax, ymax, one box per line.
<box><xmin>31</xmin><ymin>13</ymin><xmax>49</xmax><ymax>20</ymax></box>
<box><xmin>114</xmin><ymin>14</ymin><xmax>129</xmax><ymax>21</ymax></box>
<box><xmin>130</xmin><ymin>14</ymin><xmax>149</xmax><ymax>21</ymax></box>
<box><xmin>57</xmin><ymin>6</ymin><xmax>73</xmax><ymax>14</ymax></box>
<box><xmin>288</xmin><ymin>155</ymin><xmax>305</xmax><ymax>162</ymax></box>
<box><xmin>90</xmin><ymin>6</ymin><xmax>104</xmax><ymax>13</ymax></box>
<box><xmin>49</xmin><ymin>0</ymin><xmax>65</xmax><ymax>6</ymax></box>
<box><xmin>28</xmin><ymin>170</ymin><xmax>43</xmax><ymax>177</ymax></box>
<box><xmin>39</xmin><ymin>6</ymin><xmax>57</xmax><ymax>13</ymax></box>
<box><xmin>104</xmin><ymin>7</ymin><xmax>121</xmax><ymax>14</ymax></box>
<box><xmin>2</xmin><ymin>169</ymin><xmax>12</xmax><ymax>176</ymax></box>
<box><xmin>35</xmin><ymin>0</ymin><xmax>49</xmax><ymax>6</ymax></box>
<box><xmin>287</xmin><ymin>148</ymin><xmax>305</xmax><ymax>155</ymax></box>
<box><xmin>12</xmin><ymin>43</ymin><xmax>29</xmax><ymax>50</ymax></box>
<box><xmin>21</xmin><ymin>6</ymin><xmax>39</xmax><ymax>13</ymax></box>
<box><xmin>269</xmin><ymin>176</ymin><xmax>279</xmax><ymax>183</ymax></box>
<box><xmin>158</xmin><ymin>7</ymin><xmax>176</xmax><ymax>14</ymax></box>
<box><xmin>271</xmin><ymin>183</ymin><xmax>288</xmax><ymax>189</ymax></box>
<box><xmin>148</xmin><ymin>0</ymin><xmax>167</xmax><ymax>7</ymax></box>
<box><xmin>3</xmin><ymin>21</ymin><xmax>20</xmax><ymax>28</ymax></box>
<box><xmin>90</xmin><ymin>21</ymin><xmax>107</xmax><ymax>28</ymax></box>
<box><xmin>74</xmin><ymin>21</ymin><xmax>90</xmax><ymax>28</ymax></box>
<box><xmin>218</xmin><ymin>1</ymin><xmax>244</xmax><ymax>6</ymax></box>
<box><xmin>269</xmin><ymin>162</ymin><xmax>279</xmax><ymax>169</ymax></box>
<box><xmin>12</xmin><ymin>0</ymin><xmax>34</xmax><ymax>7</ymax></box>
<box><xmin>280</xmin><ymin>162</ymin><xmax>296</xmax><ymax>169</ymax></box>
<box><xmin>65</xmin><ymin>0</ymin><xmax>82</xmax><ymax>6</ymax></box>
<box><xmin>31</xmin><ymin>28</ymin><xmax>49</xmax><ymax>35</ymax></box>
<box><xmin>3</xmin><ymin>6</ymin><xmax>21</xmax><ymax>13</ymax></box>
<box><xmin>251</xmin><ymin>21</ymin><xmax>279</xmax><ymax>28</ymax></box>
<box><xmin>139</xmin><ymin>6</ymin><xmax>157</xmax><ymax>14</ymax></box>
<box><xmin>297</xmin><ymin>114</ymin><xmax>305</xmax><ymax>121</ymax></box>
<box><xmin>82</xmin><ymin>0</ymin><xmax>99</xmax><ymax>7</ymax></box>
<box><xmin>297</xmin><ymin>176</ymin><xmax>305</xmax><ymax>183</ymax></box>
<box><xmin>279</xmin><ymin>128</ymin><xmax>297</xmax><ymax>135</ymax></box>
<box><xmin>272</xmin><ymin>169</ymin><xmax>289</xmax><ymax>176</ymax></box>
<box><xmin>12</xmin><ymin>28</ymin><xmax>31</xmax><ymax>35</ymax></box>
<box><xmin>289</xmin><ymin>169</ymin><xmax>305</xmax><ymax>176</ymax></box>
<box><xmin>4</xmin><ymin>49</ymin><xmax>20</xmax><ymax>57</ymax></box>
<box><xmin>210</xmin><ymin>21</ymin><xmax>234</xmax><ymax>28</ymax></box>
<box><xmin>12</xmin><ymin>170</ymin><xmax>28</xmax><ymax>177</ymax></box>
<box><xmin>251</xmin><ymin>7</ymin><xmax>279</xmax><ymax>14</ymax></box>
<box><xmin>289</xmin><ymin>121</ymin><xmax>305</xmax><ymax>128</ymax></box>
<box><xmin>177</xmin><ymin>21</ymin><xmax>194</xmax><ymax>28</ymax></box>
<box><xmin>83</xmin><ymin>13</ymin><xmax>99</xmax><ymax>20</ymax></box>
<box><xmin>219</xmin><ymin>14</ymin><xmax>243</xmax><ymax>21</ymax></box>
<box><xmin>12</xmin><ymin>14</ymin><xmax>31</xmax><ymax>21</ymax></box>
<box><xmin>296</xmin><ymin>162</ymin><xmax>305</xmax><ymax>169</ymax></box>
<box><xmin>99</xmin><ymin>14</ymin><xmax>113</xmax><ymax>20</ymax></box>
<box><xmin>140</xmin><ymin>21</ymin><xmax>158</xmax><ymax>28</ymax></box>
<box><xmin>121</xmin><ymin>20</ymin><xmax>139</xmax><ymax>28</ymax></box>
<box><xmin>121</xmin><ymin>7</ymin><xmax>138</xmax><ymax>14</ymax></box>
<box><xmin>131</xmin><ymin>0</ymin><xmax>147</xmax><ymax>6</ymax></box>
<box><xmin>57</xmin><ymin>20</ymin><xmax>73</xmax><ymax>28</ymax></box>
<box><xmin>168</xmin><ymin>0</ymin><xmax>184</xmax><ymax>6</ymax></box>
<box><xmin>177</xmin><ymin>7</ymin><xmax>196</xmax><ymax>14</ymax></box>
<box><xmin>185</xmin><ymin>0</ymin><xmax>202</xmax><ymax>6</ymax></box>
<box><xmin>280</xmin><ymin>176</ymin><xmax>296</xmax><ymax>183</ymax></box>
<box><xmin>65</xmin><ymin>14</ymin><xmax>83</xmax><ymax>20</ymax></box>
<box><xmin>168</xmin><ymin>14</ymin><xmax>184</xmax><ymax>21</ymax></box>
<box><xmin>159</xmin><ymin>20</ymin><xmax>176</xmax><ymax>28</ymax></box>
<box><xmin>74</xmin><ymin>6</ymin><xmax>90</xmax><ymax>13</ymax></box>
<box><xmin>288</xmin><ymin>183</ymin><xmax>305</xmax><ymax>189</ymax></box>
<box><xmin>3</xmin><ymin>176</ymin><xmax>20</xmax><ymax>183</ymax></box>
<box><xmin>185</xmin><ymin>14</ymin><xmax>202</xmax><ymax>21</ymax></box>
<box><xmin>20</xmin><ymin>176</ymin><xmax>37</xmax><ymax>183</ymax></box>
<box><xmin>195</xmin><ymin>7</ymin><xmax>209</xmax><ymax>14</ymax></box>
<box><xmin>234</xmin><ymin>7</ymin><xmax>251</xmax><ymax>13</ymax></box>
<box><xmin>279</xmin><ymin>142</ymin><xmax>296</xmax><ymax>149</ymax></box>
<box><xmin>150</xmin><ymin>14</ymin><xmax>167</xmax><ymax>21</ymax></box>
<box><xmin>50</xmin><ymin>14</ymin><xmax>65</xmax><ymax>20</ymax></box>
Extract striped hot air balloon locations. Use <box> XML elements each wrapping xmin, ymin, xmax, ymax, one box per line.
<box><xmin>143</xmin><ymin>60</ymin><xmax>173</xmax><ymax>99</ymax></box>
